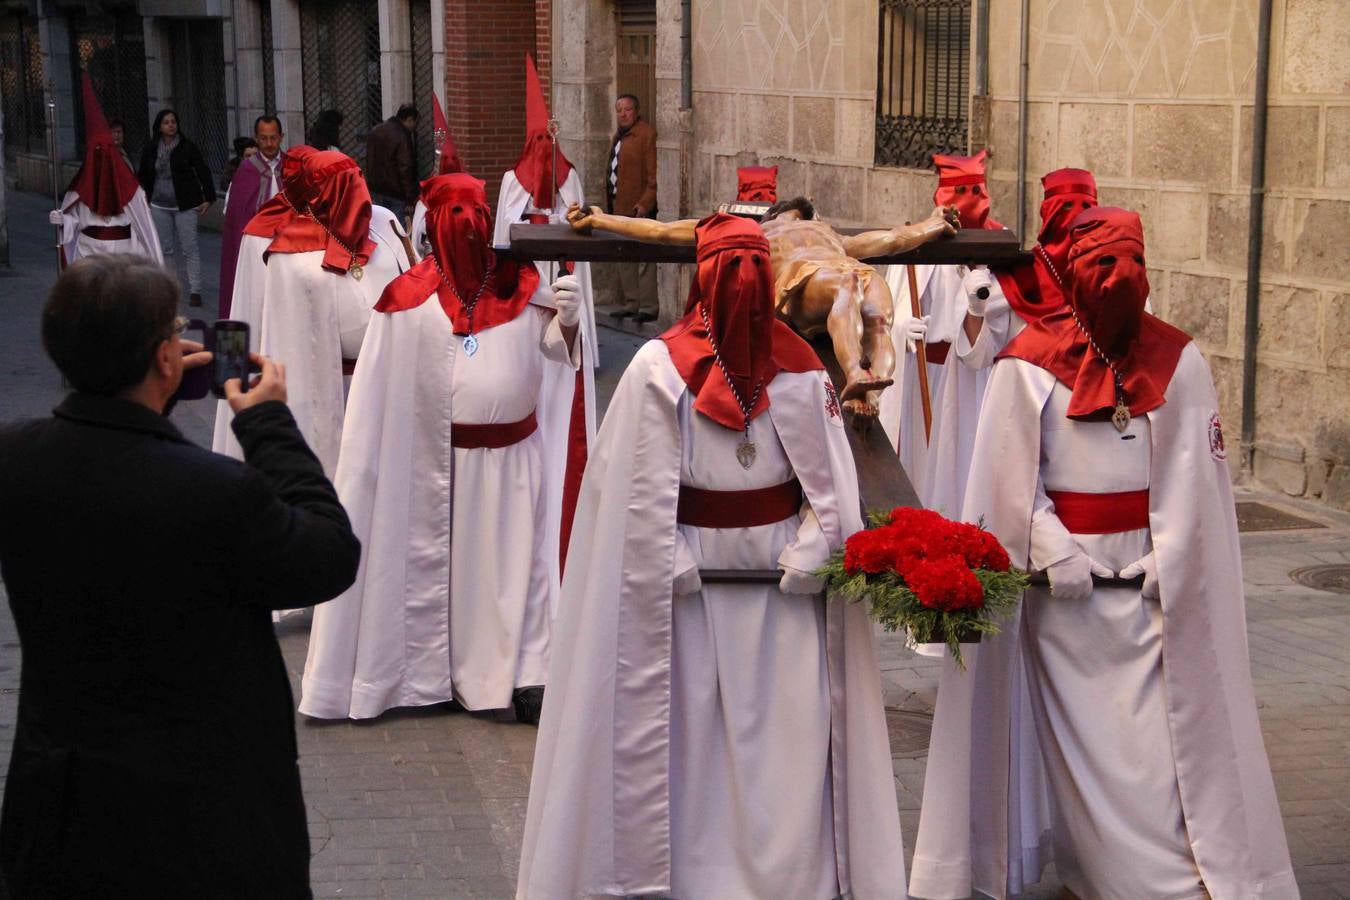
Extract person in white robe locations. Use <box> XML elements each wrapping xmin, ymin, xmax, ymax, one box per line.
<box><xmin>51</xmin><ymin>73</ymin><xmax>162</xmax><ymax>266</ymax></box>
<box><xmin>210</xmin><ymin>149</ymin><xmax>412</xmax><ymax>478</ymax></box>
<box><xmin>299</xmin><ymin>173</ymin><xmax>581</xmax><ymax>725</ymax></box>
<box><xmin>518</xmin><ymin>213</ymin><xmax>906</xmax><ymax>900</ymax></box>
<box><xmin>908</xmin><ymin>208</ymin><xmax>1297</xmax><ymax>900</ymax></box>
<box><xmin>878</xmin><ymin>150</ymin><xmax>1004</xmax><ymax>518</ymax></box>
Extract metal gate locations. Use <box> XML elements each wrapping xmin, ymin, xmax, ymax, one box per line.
<box><xmin>410</xmin><ymin>0</ymin><xmax>433</xmax><ymax>178</ymax></box>
<box><xmin>616</xmin><ymin>0</ymin><xmax>656</xmax><ymax>118</ymax></box>
<box><xmin>260</xmin><ymin>0</ymin><xmax>276</xmax><ymax>115</ymax></box>
<box><xmin>875</xmin><ymin>0</ymin><xmax>971</xmax><ymax>169</ymax></box>
<box><xmin>300</xmin><ymin>0</ymin><xmax>382</xmax><ymax>167</ymax></box>
<box><xmin>0</xmin><ymin>12</ymin><xmax>44</xmax><ymax>159</ymax></box>
<box><xmin>162</xmin><ymin>18</ymin><xmax>229</xmax><ymax>178</ymax></box>
<box><xmin>70</xmin><ymin>11</ymin><xmax>150</xmax><ymax>162</ymax></box>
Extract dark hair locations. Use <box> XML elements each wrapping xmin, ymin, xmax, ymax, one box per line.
<box><xmin>42</xmin><ymin>255</ymin><xmax>180</xmax><ymax>396</ymax></box>
<box><xmin>108</xmin><ymin>118</ymin><xmax>125</xmax><ymax>130</ymax></box>
<box><xmin>395</xmin><ymin>104</ymin><xmax>419</xmax><ymax>122</ymax></box>
<box><xmin>308</xmin><ymin>109</ymin><xmax>344</xmax><ymax>149</ymax></box>
<box><xmin>762</xmin><ymin>196</ymin><xmax>815</xmax><ymax>222</ymax></box>
<box><xmin>617</xmin><ymin>93</ymin><xmax>640</xmax><ymax>110</ymax></box>
<box><xmin>232</xmin><ymin>136</ymin><xmax>258</xmax><ymax>159</ymax></box>
<box><xmin>254</xmin><ymin>114</ymin><xmax>283</xmax><ymax>134</ymax></box>
<box><xmin>151</xmin><ymin>108</ymin><xmax>178</xmax><ymax>139</ymax></box>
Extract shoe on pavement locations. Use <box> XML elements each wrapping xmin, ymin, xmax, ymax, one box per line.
<box><xmin>189</xmin><ymin>293</ymin><xmax>203</xmax><ymax>307</ymax></box>
<box><xmin>512</xmin><ymin>687</ymin><xmax>545</xmax><ymax>725</ymax></box>
<box><xmin>635</xmin><ymin>311</ymin><xmax>657</xmax><ymax>324</ymax></box>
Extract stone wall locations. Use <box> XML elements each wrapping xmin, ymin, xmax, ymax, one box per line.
<box><xmin>551</xmin><ymin>0</ymin><xmax>1350</xmax><ymax>506</ymax></box>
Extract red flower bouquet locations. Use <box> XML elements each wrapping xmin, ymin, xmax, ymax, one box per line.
<box><xmin>816</xmin><ymin>507</ymin><xmax>1027</xmax><ymax>667</ymax></box>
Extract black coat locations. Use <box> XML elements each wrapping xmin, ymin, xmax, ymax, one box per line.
<box><xmin>0</xmin><ymin>395</ymin><xmax>359</xmax><ymax>899</ymax></box>
<box><xmin>137</xmin><ymin>136</ymin><xmax>217</xmax><ymax>210</ymax></box>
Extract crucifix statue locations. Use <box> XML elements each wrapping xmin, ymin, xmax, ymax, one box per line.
<box><xmin>565</xmin><ymin>197</ymin><xmax>959</xmax><ymax>415</ymax></box>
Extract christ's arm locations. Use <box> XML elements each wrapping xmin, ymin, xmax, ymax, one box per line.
<box><xmin>839</xmin><ymin>206</ymin><xmax>959</xmax><ymax>260</ymax></box>
<box><xmin>566</xmin><ymin>203</ymin><xmax>697</xmax><ymax>244</ymax></box>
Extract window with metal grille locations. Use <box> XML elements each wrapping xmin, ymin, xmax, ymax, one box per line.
<box><xmin>300</xmin><ymin>0</ymin><xmax>382</xmax><ymax>167</ymax></box>
<box><xmin>617</xmin><ymin>0</ymin><xmax>656</xmax><ymax>118</ymax></box>
<box><xmin>875</xmin><ymin>0</ymin><xmax>971</xmax><ymax>170</ymax></box>
<box><xmin>0</xmin><ymin>12</ymin><xmax>45</xmax><ymax>159</ymax></box>
<box><xmin>71</xmin><ymin>11</ymin><xmax>149</xmax><ymax>164</ymax></box>
<box><xmin>409</xmin><ymin>0</ymin><xmax>433</xmax><ymax>178</ymax></box>
<box><xmin>162</xmin><ymin>19</ymin><xmax>230</xmax><ymax>178</ymax></box>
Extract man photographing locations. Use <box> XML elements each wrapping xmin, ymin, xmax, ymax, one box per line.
<box><xmin>0</xmin><ymin>255</ymin><xmax>360</xmax><ymax>897</ymax></box>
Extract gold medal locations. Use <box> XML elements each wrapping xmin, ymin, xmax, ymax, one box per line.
<box><xmin>1112</xmin><ymin>399</ymin><xmax>1131</xmax><ymax>432</ymax></box>
<box><xmin>349</xmin><ymin>263</ymin><xmax>364</xmax><ymax>281</ymax></box>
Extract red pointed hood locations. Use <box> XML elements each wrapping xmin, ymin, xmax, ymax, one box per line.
<box><xmin>67</xmin><ymin>72</ymin><xmax>139</xmax><ymax>217</ymax></box>
<box><xmin>660</xmin><ymin>214</ymin><xmax>821</xmax><ymax>431</ymax></box>
<box><xmin>736</xmin><ymin>166</ymin><xmax>778</xmax><ymax>202</ymax></box>
<box><xmin>264</xmin><ymin>150</ymin><xmax>377</xmax><ymax>275</ymax></box>
<box><xmin>512</xmin><ymin>53</ymin><xmax>573</xmax><ymax>209</ymax></box>
<box><xmin>993</xmin><ymin>167</ymin><xmax>1099</xmax><ymax>323</ymax></box>
<box><xmin>932</xmin><ymin>149</ymin><xmax>1001</xmax><ymax>230</ymax></box>
<box><xmin>243</xmin><ymin>145</ymin><xmax>319</xmax><ymax>239</ymax></box>
<box><xmin>431</xmin><ymin>92</ymin><xmax>464</xmax><ymax>174</ymax></box>
<box><xmin>999</xmin><ymin>207</ymin><xmax>1191</xmax><ymax>420</ymax></box>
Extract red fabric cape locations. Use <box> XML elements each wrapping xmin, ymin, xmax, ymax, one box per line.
<box><xmin>68</xmin><ymin>73</ymin><xmax>138</xmax><ymax>217</ymax></box>
<box><xmin>375</xmin><ymin>251</ymin><xmax>541</xmax><ymax>333</ymax></box>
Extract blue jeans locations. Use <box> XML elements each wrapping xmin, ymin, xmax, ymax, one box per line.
<box><xmin>151</xmin><ymin>205</ymin><xmax>203</xmax><ymax>294</ymax></box>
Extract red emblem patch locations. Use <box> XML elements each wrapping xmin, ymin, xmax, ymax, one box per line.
<box><xmin>824</xmin><ymin>381</ymin><xmax>842</xmax><ymax>421</ymax></box>
<box><xmin>1208</xmin><ymin>412</ymin><xmax>1226</xmax><ymax>461</ymax></box>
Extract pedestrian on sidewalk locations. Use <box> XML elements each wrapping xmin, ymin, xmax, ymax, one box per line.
<box><xmin>0</xmin><ymin>254</ymin><xmax>359</xmax><ymax>898</ymax></box>
<box><xmin>138</xmin><ymin>108</ymin><xmax>216</xmax><ymax>307</ymax></box>
<box><xmin>605</xmin><ymin>93</ymin><xmax>658</xmax><ymax>322</ymax></box>
<box><xmin>365</xmin><ymin>103</ymin><xmax>419</xmax><ymax>221</ymax></box>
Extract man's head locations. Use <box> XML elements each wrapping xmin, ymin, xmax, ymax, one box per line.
<box><xmin>761</xmin><ymin>196</ymin><xmax>815</xmax><ymax>223</ymax></box>
<box><xmin>1038</xmin><ymin>168</ymin><xmax>1098</xmax><ymax>265</ymax></box>
<box><xmin>396</xmin><ymin>103</ymin><xmax>419</xmax><ymax>131</ymax></box>
<box><xmin>1066</xmin><ymin>206</ymin><xmax>1148</xmax><ymax>359</ymax></box>
<box><xmin>615</xmin><ymin>94</ymin><xmax>639</xmax><ymax>130</ymax></box>
<box><xmin>108</xmin><ymin>118</ymin><xmax>125</xmax><ymax>148</ymax></box>
<box><xmin>933</xmin><ymin>149</ymin><xmax>997</xmax><ymax>229</ymax></box>
<box><xmin>254</xmin><ymin>115</ymin><xmax>283</xmax><ymax>159</ymax></box>
<box><xmin>42</xmin><ymin>255</ymin><xmax>184</xmax><ymax>407</ymax></box>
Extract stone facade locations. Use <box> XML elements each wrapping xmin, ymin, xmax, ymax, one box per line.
<box><xmin>551</xmin><ymin>0</ymin><xmax>1350</xmax><ymax>508</ymax></box>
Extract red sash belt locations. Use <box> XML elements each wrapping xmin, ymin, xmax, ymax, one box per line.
<box><xmin>82</xmin><ymin>225</ymin><xmax>132</xmax><ymax>240</ymax></box>
<box><xmin>451</xmin><ymin>411</ymin><xmax>537</xmax><ymax>449</ymax></box>
<box><xmin>525</xmin><ymin>213</ymin><xmax>550</xmax><ymax>225</ymax></box>
<box><xmin>924</xmin><ymin>340</ymin><xmax>951</xmax><ymax>366</ymax></box>
<box><xmin>1046</xmin><ymin>489</ymin><xmax>1149</xmax><ymax>535</ymax></box>
<box><xmin>677</xmin><ymin>480</ymin><xmax>803</xmax><ymax>529</ymax></box>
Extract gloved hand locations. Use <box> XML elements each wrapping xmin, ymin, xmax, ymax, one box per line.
<box><xmin>1118</xmin><ymin>552</ymin><xmax>1160</xmax><ymax>601</ymax></box>
<box><xmin>672</xmin><ymin>566</ymin><xmax>703</xmax><ymax>597</ymax></box>
<box><xmin>1045</xmin><ymin>552</ymin><xmax>1113</xmax><ymax>603</ymax></box>
<box><xmin>963</xmin><ymin>266</ymin><xmax>994</xmax><ymax>317</ymax></box>
<box><xmin>899</xmin><ymin>314</ymin><xmax>930</xmax><ymax>348</ymax></box>
<box><xmin>48</xmin><ymin>209</ymin><xmax>64</xmax><ymax>226</ymax></box>
<box><xmin>552</xmin><ymin>273</ymin><xmax>581</xmax><ymax>328</ymax></box>
<box><xmin>779</xmin><ymin>566</ymin><xmax>824</xmax><ymax>596</ymax></box>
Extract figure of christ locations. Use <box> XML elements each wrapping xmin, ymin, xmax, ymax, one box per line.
<box><xmin>566</xmin><ymin>197</ymin><xmax>958</xmax><ymax>414</ymax></box>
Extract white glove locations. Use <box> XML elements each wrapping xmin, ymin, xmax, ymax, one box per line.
<box><xmin>48</xmin><ymin>209</ymin><xmax>64</xmax><ymax>226</ymax></box>
<box><xmin>1045</xmin><ymin>552</ymin><xmax>1113</xmax><ymax>603</ymax></box>
<box><xmin>779</xmin><ymin>566</ymin><xmax>824</xmax><ymax>596</ymax></box>
<box><xmin>900</xmin><ymin>314</ymin><xmax>930</xmax><ymax>348</ymax></box>
<box><xmin>963</xmin><ymin>266</ymin><xmax>994</xmax><ymax>317</ymax></box>
<box><xmin>672</xmin><ymin>566</ymin><xmax>703</xmax><ymax>597</ymax></box>
<box><xmin>552</xmin><ymin>273</ymin><xmax>581</xmax><ymax>328</ymax></box>
<box><xmin>1118</xmin><ymin>552</ymin><xmax>1160</xmax><ymax>601</ymax></box>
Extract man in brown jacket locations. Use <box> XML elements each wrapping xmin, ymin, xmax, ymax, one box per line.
<box><xmin>365</xmin><ymin>103</ymin><xmax>419</xmax><ymax>219</ymax></box>
<box><xmin>606</xmin><ymin>94</ymin><xmax>658</xmax><ymax>321</ymax></box>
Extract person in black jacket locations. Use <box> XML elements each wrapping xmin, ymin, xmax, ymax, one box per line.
<box><xmin>0</xmin><ymin>254</ymin><xmax>360</xmax><ymax>898</ymax></box>
<box><xmin>138</xmin><ymin>108</ymin><xmax>217</xmax><ymax>307</ymax></box>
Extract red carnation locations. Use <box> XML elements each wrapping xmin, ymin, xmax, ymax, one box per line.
<box><xmin>844</xmin><ymin>529</ymin><xmax>896</xmax><ymax>575</ymax></box>
<box><xmin>905</xmin><ymin>555</ymin><xmax>985</xmax><ymax>612</ymax></box>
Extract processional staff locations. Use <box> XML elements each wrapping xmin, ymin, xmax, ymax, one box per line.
<box><xmin>46</xmin><ymin>79</ymin><xmax>63</xmax><ymax>273</ymax></box>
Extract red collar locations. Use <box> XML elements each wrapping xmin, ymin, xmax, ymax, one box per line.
<box><xmin>375</xmin><ymin>252</ymin><xmax>541</xmax><ymax>334</ymax></box>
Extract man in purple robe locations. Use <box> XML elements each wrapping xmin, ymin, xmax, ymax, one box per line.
<box><xmin>219</xmin><ymin>115</ymin><xmax>286</xmax><ymax>316</ymax></box>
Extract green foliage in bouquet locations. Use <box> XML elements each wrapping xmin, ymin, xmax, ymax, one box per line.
<box><xmin>814</xmin><ymin>507</ymin><xmax>1028</xmax><ymax>668</ymax></box>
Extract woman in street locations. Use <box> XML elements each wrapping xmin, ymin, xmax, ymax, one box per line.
<box><xmin>138</xmin><ymin>108</ymin><xmax>216</xmax><ymax>307</ymax></box>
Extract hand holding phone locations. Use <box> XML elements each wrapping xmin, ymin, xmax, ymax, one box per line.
<box><xmin>225</xmin><ymin>354</ymin><xmax>287</xmax><ymax>413</ymax></box>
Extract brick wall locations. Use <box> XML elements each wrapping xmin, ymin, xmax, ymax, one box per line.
<box><xmin>443</xmin><ymin>0</ymin><xmax>552</xmax><ymax>207</ymax></box>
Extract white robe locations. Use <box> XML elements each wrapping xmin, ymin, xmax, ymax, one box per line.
<box><xmin>57</xmin><ymin>188</ymin><xmax>163</xmax><ymax>266</ymax></box>
<box><xmin>908</xmin><ymin>346</ymin><xmax>1298</xmax><ymax>900</ymax></box>
<box><xmin>517</xmin><ymin>342</ymin><xmax>906</xmax><ymax>899</ymax></box>
<box><xmin>299</xmin><ymin>281</ymin><xmax>580</xmax><ymax>718</ymax></box>
<box><xmin>210</xmin><ymin>206</ymin><xmax>413</xmax><ymax>477</ymax></box>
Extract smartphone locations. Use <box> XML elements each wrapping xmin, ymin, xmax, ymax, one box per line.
<box><xmin>212</xmin><ymin>320</ymin><xmax>251</xmax><ymax>398</ymax></box>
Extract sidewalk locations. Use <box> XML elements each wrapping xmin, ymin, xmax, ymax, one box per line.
<box><xmin>1</xmin><ymin>187</ymin><xmax>1347</xmax><ymax>897</ymax></box>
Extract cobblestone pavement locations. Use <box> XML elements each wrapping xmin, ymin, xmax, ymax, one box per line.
<box><xmin>2</xmin><ymin>188</ymin><xmax>1348</xmax><ymax>897</ymax></box>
